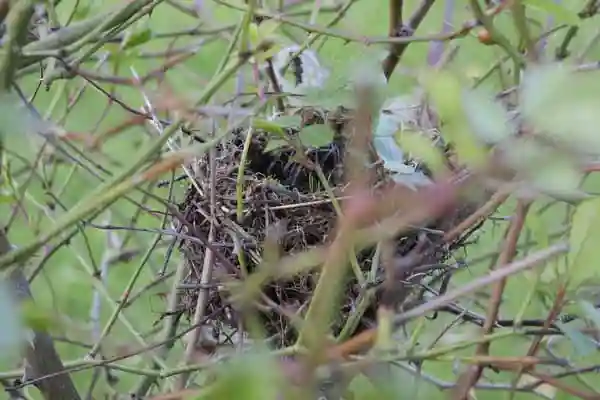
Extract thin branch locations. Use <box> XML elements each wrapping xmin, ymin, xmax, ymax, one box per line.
<box><xmin>328</xmin><ymin>242</ymin><xmax>568</xmax><ymax>360</ymax></box>
<box><xmin>0</xmin><ymin>1</ymin><xmax>81</xmax><ymax>399</ymax></box>
<box><xmin>452</xmin><ymin>201</ymin><xmax>530</xmax><ymax>400</ymax></box>
<box><xmin>0</xmin><ymin>233</ymin><xmax>81</xmax><ymax>400</ymax></box>
<box><xmin>382</xmin><ymin>0</ymin><xmax>436</xmax><ymax>80</ymax></box>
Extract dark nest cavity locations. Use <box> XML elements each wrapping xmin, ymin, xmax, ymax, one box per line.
<box><xmin>175</xmin><ymin>107</ymin><xmax>475</xmax><ymax>349</ymax></box>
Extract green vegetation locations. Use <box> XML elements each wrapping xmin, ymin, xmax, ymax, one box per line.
<box><xmin>0</xmin><ymin>0</ymin><xmax>600</xmax><ymax>399</ymax></box>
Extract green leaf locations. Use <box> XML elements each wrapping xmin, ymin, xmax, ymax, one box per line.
<box><xmin>251</xmin><ymin>119</ymin><xmax>286</xmax><ymax>137</ymax></box>
<box><xmin>272</xmin><ymin>115</ymin><xmax>302</xmax><ymax>128</ymax></box>
<box><xmin>501</xmin><ymin>136</ymin><xmax>544</xmax><ymax>172</ymax></box>
<box><xmin>199</xmin><ymin>351</ymin><xmax>282</xmax><ymax>400</ymax></box>
<box><xmin>443</xmin><ymin>121</ymin><xmax>488</xmax><ymax>168</ymax></box>
<box><xmin>579</xmin><ymin>300</ymin><xmax>600</xmax><ymax>328</ymax></box>
<box><xmin>264</xmin><ymin>139</ymin><xmax>287</xmax><ymax>152</ymax></box>
<box><xmin>461</xmin><ymin>88</ymin><xmax>515</xmax><ymax>145</ymax></box>
<box><xmin>302</xmin><ymin>85</ymin><xmax>354</xmax><ymax>109</ymax></box>
<box><xmin>555</xmin><ymin>320</ymin><xmax>596</xmax><ymax>357</ymax></box>
<box><xmin>501</xmin><ymin>136</ymin><xmax>585</xmax><ymax>200</ymax></box>
<box><xmin>255</xmin><ymin>43</ymin><xmax>281</xmax><ymax>64</ymax></box>
<box><xmin>261</xmin><ymin>115</ymin><xmax>302</xmax><ymax>152</ymax></box>
<box><xmin>421</xmin><ymin>69</ymin><xmax>463</xmax><ymax>120</ymax></box>
<box><xmin>568</xmin><ymin>198</ymin><xmax>600</xmax><ymax>288</ymax></box>
<box><xmin>421</xmin><ymin>70</ymin><xmax>488</xmax><ymax>168</ymax></box>
<box><xmin>523</xmin><ymin>0</ymin><xmax>580</xmax><ymax>26</ymax></box>
<box><xmin>257</xmin><ymin>20</ymin><xmax>281</xmax><ymax>40</ymax></box>
<box><xmin>298</xmin><ymin>124</ymin><xmax>334</xmax><ymax>148</ymax></box>
<box><xmin>248</xmin><ymin>23</ymin><xmax>261</xmax><ymax>48</ymax></box>
<box><xmin>123</xmin><ymin>28</ymin><xmax>153</xmax><ymax>51</ymax></box>
<box><xmin>529</xmin><ymin>156</ymin><xmax>584</xmax><ymax>200</ymax></box>
<box><xmin>521</xmin><ymin>64</ymin><xmax>600</xmax><ymax>157</ymax></box>
<box><xmin>394</xmin><ymin>128</ymin><xmax>447</xmax><ymax>175</ymax></box>
<box><xmin>299</xmin><ymin>54</ymin><xmax>366</xmax><ymax>109</ymax></box>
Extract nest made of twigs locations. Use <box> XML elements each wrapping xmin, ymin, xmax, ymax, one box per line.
<box><xmin>174</xmin><ymin>106</ymin><xmax>475</xmax><ymax>350</ymax></box>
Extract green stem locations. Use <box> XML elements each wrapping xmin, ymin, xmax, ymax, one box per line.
<box><xmin>87</xmin><ymin>234</ymin><xmax>162</xmax><ymax>357</ymax></box>
<box><xmin>469</xmin><ymin>0</ymin><xmax>526</xmax><ymax>70</ymax></box>
<box><xmin>236</xmin><ymin>127</ymin><xmax>254</xmax><ymax>223</ymax></box>
<box><xmin>314</xmin><ymin>165</ymin><xmax>365</xmax><ymax>285</ymax></box>
<box><xmin>510</xmin><ymin>0</ymin><xmax>536</xmax><ymax>62</ymax></box>
<box><xmin>0</xmin><ymin>44</ymin><xmax>266</xmax><ymax>271</ymax></box>
<box><xmin>0</xmin><ymin>0</ymin><xmax>35</xmax><ymax>90</ymax></box>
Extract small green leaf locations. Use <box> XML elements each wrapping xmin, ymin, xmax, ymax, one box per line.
<box><xmin>264</xmin><ymin>139</ymin><xmax>287</xmax><ymax>153</ymax></box>
<box><xmin>123</xmin><ymin>28</ymin><xmax>153</xmax><ymax>51</ymax></box>
<box><xmin>257</xmin><ymin>20</ymin><xmax>281</xmax><ymax>40</ymax></box>
<box><xmin>201</xmin><ymin>351</ymin><xmax>282</xmax><ymax>400</ymax></box>
<box><xmin>501</xmin><ymin>137</ymin><xmax>544</xmax><ymax>172</ymax></box>
<box><xmin>555</xmin><ymin>320</ymin><xmax>596</xmax><ymax>356</ymax></box>
<box><xmin>302</xmin><ymin>85</ymin><xmax>354</xmax><ymax>109</ymax></box>
<box><xmin>501</xmin><ymin>136</ymin><xmax>585</xmax><ymax>199</ymax></box>
<box><xmin>523</xmin><ymin>0</ymin><xmax>580</xmax><ymax>26</ymax></box>
<box><xmin>579</xmin><ymin>300</ymin><xmax>600</xmax><ymax>328</ymax></box>
<box><xmin>248</xmin><ymin>23</ymin><xmax>261</xmax><ymax>48</ymax></box>
<box><xmin>421</xmin><ymin>70</ymin><xmax>488</xmax><ymax>168</ymax></box>
<box><xmin>298</xmin><ymin>57</ymin><xmax>353</xmax><ymax>108</ymax></box>
<box><xmin>529</xmin><ymin>157</ymin><xmax>584</xmax><ymax>200</ymax></box>
<box><xmin>394</xmin><ymin>128</ymin><xmax>447</xmax><ymax>175</ymax></box>
<box><xmin>421</xmin><ymin>69</ymin><xmax>463</xmax><ymax>120</ymax></box>
<box><xmin>520</xmin><ymin>64</ymin><xmax>568</xmax><ymax>117</ymax></box>
<box><xmin>462</xmin><ymin>88</ymin><xmax>515</xmax><ymax>145</ymax></box>
<box><xmin>298</xmin><ymin>124</ymin><xmax>334</xmax><ymax>148</ymax></box>
<box><xmin>272</xmin><ymin>115</ymin><xmax>302</xmax><ymax>128</ymax></box>
<box><xmin>521</xmin><ymin>64</ymin><xmax>600</xmax><ymax>157</ymax></box>
<box><xmin>443</xmin><ymin>121</ymin><xmax>488</xmax><ymax>168</ymax></box>
<box><xmin>255</xmin><ymin>43</ymin><xmax>281</xmax><ymax>64</ymax></box>
<box><xmin>251</xmin><ymin>119</ymin><xmax>286</xmax><ymax>137</ymax></box>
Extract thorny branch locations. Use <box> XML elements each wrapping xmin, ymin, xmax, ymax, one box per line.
<box><xmin>452</xmin><ymin>200</ymin><xmax>530</xmax><ymax>400</ymax></box>
<box><xmin>382</xmin><ymin>0</ymin><xmax>436</xmax><ymax>81</ymax></box>
<box><xmin>0</xmin><ymin>0</ymin><xmax>598</xmax><ymax>399</ymax></box>
<box><xmin>0</xmin><ymin>1</ymin><xmax>80</xmax><ymax>399</ymax></box>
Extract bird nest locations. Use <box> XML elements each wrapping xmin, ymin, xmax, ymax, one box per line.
<box><xmin>175</xmin><ymin>106</ymin><xmax>475</xmax><ymax>350</ymax></box>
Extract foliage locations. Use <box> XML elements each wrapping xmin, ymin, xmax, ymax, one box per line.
<box><xmin>0</xmin><ymin>0</ymin><xmax>599</xmax><ymax>400</ymax></box>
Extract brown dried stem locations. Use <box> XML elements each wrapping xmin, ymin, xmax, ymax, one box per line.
<box><xmin>452</xmin><ymin>200</ymin><xmax>531</xmax><ymax>400</ymax></box>
<box><xmin>382</xmin><ymin>0</ymin><xmax>435</xmax><ymax>80</ymax></box>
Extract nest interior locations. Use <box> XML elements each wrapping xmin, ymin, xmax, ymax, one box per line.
<box><xmin>176</xmin><ymin>107</ymin><xmax>473</xmax><ymax>349</ymax></box>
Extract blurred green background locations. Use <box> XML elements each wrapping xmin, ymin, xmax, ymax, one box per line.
<box><xmin>1</xmin><ymin>0</ymin><xmax>599</xmax><ymax>398</ymax></box>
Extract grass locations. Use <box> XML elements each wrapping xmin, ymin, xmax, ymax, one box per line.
<box><xmin>1</xmin><ymin>0</ymin><xmax>600</xmax><ymax>399</ymax></box>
